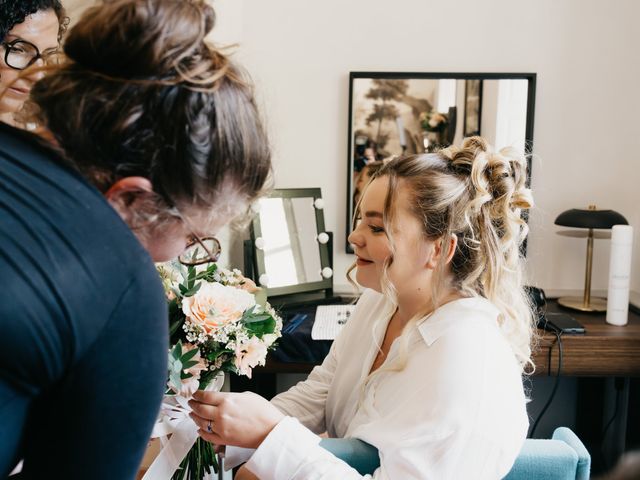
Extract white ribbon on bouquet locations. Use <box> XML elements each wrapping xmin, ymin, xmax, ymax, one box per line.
<box><xmin>142</xmin><ymin>372</ymin><xmax>225</xmax><ymax>480</ymax></box>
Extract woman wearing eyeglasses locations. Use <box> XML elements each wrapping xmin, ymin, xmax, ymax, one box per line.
<box><xmin>0</xmin><ymin>0</ymin><xmax>271</xmax><ymax>478</ymax></box>
<box><xmin>0</xmin><ymin>1</ymin><xmax>67</xmax><ymax>127</ymax></box>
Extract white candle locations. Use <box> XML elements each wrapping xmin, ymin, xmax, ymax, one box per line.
<box><xmin>606</xmin><ymin>225</ymin><xmax>633</xmax><ymax>326</ymax></box>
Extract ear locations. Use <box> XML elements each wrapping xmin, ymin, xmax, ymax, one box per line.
<box><xmin>104</xmin><ymin>176</ymin><xmax>154</xmax><ymax>222</ymax></box>
<box><xmin>105</xmin><ymin>176</ymin><xmax>153</xmax><ymax>199</ymax></box>
<box><xmin>425</xmin><ymin>234</ymin><xmax>458</xmax><ymax>269</ymax></box>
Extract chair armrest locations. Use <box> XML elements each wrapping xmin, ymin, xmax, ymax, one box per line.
<box><xmin>319</xmin><ymin>437</ymin><xmax>380</xmax><ymax>475</ymax></box>
<box><xmin>553</xmin><ymin>427</ymin><xmax>591</xmax><ymax>480</ymax></box>
<box><xmin>504</xmin><ymin>439</ymin><xmax>578</xmax><ymax>480</ymax></box>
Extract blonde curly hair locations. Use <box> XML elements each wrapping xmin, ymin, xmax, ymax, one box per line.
<box><xmin>350</xmin><ymin>136</ymin><xmax>535</xmax><ymax>378</ymax></box>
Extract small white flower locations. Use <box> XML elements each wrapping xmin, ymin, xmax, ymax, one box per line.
<box><xmin>262</xmin><ymin>333</ymin><xmax>278</xmax><ymax>347</ymax></box>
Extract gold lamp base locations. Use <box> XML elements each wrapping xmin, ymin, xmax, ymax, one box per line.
<box><xmin>557</xmin><ymin>296</ymin><xmax>607</xmax><ymax>312</ymax></box>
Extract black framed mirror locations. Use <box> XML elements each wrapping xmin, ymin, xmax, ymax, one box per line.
<box><xmin>250</xmin><ymin>188</ymin><xmax>333</xmax><ymax>298</ymax></box>
<box><xmin>346</xmin><ymin>71</ymin><xmax>536</xmax><ymax>252</ymax></box>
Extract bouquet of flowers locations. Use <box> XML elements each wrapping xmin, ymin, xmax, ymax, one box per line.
<box><xmin>146</xmin><ymin>262</ymin><xmax>283</xmax><ymax>480</ymax></box>
<box><xmin>419</xmin><ymin>110</ymin><xmax>449</xmax><ymax>132</ymax></box>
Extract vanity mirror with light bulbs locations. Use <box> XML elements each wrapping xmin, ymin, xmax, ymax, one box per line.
<box><xmin>247</xmin><ymin>188</ymin><xmax>336</xmax><ymax>305</ymax></box>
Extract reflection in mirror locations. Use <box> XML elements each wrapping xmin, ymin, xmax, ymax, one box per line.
<box><xmin>251</xmin><ymin>188</ymin><xmax>332</xmax><ymax>298</ymax></box>
<box><xmin>258</xmin><ymin>197</ymin><xmax>321</xmax><ymax>288</ymax></box>
<box><xmin>347</xmin><ymin>72</ymin><xmax>536</xmax><ymax>252</ymax></box>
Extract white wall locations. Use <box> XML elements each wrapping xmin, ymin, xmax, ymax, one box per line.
<box><xmin>226</xmin><ymin>0</ymin><xmax>640</xmax><ymax>297</ymax></box>
<box><xmin>64</xmin><ymin>0</ymin><xmax>640</xmax><ymax>299</ymax></box>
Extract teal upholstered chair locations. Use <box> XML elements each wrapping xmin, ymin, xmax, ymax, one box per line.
<box><xmin>320</xmin><ymin>426</ymin><xmax>591</xmax><ymax>479</ymax></box>
<box><xmin>320</xmin><ymin>437</ymin><xmax>380</xmax><ymax>475</ymax></box>
<box><xmin>504</xmin><ymin>427</ymin><xmax>591</xmax><ymax>480</ymax></box>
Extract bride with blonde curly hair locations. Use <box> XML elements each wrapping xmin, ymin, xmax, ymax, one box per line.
<box><xmin>190</xmin><ymin>136</ymin><xmax>535</xmax><ymax>479</ymax></box>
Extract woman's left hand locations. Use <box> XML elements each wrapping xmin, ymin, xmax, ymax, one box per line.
<box><xmin>189</xmin><ymin>391</ymin><xmax>285</xmax><ymax>449</ymax></box>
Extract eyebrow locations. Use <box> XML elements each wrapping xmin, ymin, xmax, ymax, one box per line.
<box><xmin>4</xmin><ymin>35</ymin><xmax>59</xmax><ymax>53</ymax></box>
<box><xmin>364</xmin><ymin>211</ymin><xmax>383</xmax><ymax>218</ymax></box>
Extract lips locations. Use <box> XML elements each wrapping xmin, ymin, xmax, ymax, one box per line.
<box><xmin>355</xmin><ymin>255</ymin><xmax>373</xmax><ymax>266</ymax></box>
<box><xmin>8</xmin><ymin>86</ymin><xmax>30</xmax><ymax>95</ymax></box>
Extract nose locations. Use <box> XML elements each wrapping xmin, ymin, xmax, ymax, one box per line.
<box><xmin>347</xmin><ymin>227</ymin><xmax>363</xmax><ymax>248</ymax></box>
<box><xmin>27</xmin><ymin>59</ymin><xmax>46</xmax><ymax>81</ymax></box>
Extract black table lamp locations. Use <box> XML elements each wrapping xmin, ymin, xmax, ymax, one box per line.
<box><xmin>555</xmin><ymin>205</ymin><xmax>628</xmax><ymax>312</ymax></box>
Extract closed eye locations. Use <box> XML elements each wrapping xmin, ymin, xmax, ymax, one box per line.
<box><xmin>369</xmin><ymin>225</ymin><xmax>385</xmax><ymax>234</ymax></box>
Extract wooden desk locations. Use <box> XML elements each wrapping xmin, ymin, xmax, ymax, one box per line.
<box><xmin>533</xmin><ymin>301</ymin><xmax>640</xmax><ymax>377</ymax></box>
<box><xmin>256</xmin><ymin>300</ymin><xmax>640</xmax><ymax>378</ymax></box>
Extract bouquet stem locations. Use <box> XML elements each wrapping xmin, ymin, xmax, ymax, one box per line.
<box><xmin>171</xmin><ymin>437</ymin><xmax>218</xmax><ymax>480</ymax></box>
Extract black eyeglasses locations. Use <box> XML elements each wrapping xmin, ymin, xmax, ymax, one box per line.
<box><xmin>2</xmin><ymin>38</ymin><xmax>61</xmax><ymax>70</ymax></box>
<box><xmin>178</xmin><ymin>235</ymin><xmax>222</xmax><ymax>266</ymax></box>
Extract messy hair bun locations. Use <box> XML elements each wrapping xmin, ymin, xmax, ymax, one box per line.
<box><xmin>31</xmin><ymin>0</ymin><xmax>271</xmax><ymax>223</ymax></box>
<box><xmin>64</xmin><ymin>0</ymin><xmax>216</xmax><ymax>81</ymax></box>
<box><xmin>442</xmin><ymin>136</ymin><xmax>534</xmax><ymax>245</ymax></box>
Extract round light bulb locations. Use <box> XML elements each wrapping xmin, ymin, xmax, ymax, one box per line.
<box><xmin>321</xmin><ymin>267</ymin><xmax>333</xmax><ymax>279</ymax></box>
<box><xmin>255</xmin><ymin>237</ymin><xmax>265</xmax><ymax>250</ymax></box>
<box><xmin>258</xmin><ymin>274</ymin><xmax>269</xmax><ymax>286</ymax></box>
<box><xmin>317</xmin><ymin>232</ymin><xmax>329</xmax><ymax>244</ymax></box>
<box><xmin>314</xmin><ymin>198</ymin><xmax>325</xmax><ymax>210</ymax></box>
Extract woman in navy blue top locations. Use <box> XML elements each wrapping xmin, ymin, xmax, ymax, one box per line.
<box><xmin>0</xmin><ymin>0</ymin><xmax>271</xmax><ymax>478</ymax></box>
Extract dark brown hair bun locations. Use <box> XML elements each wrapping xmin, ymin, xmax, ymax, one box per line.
<box><xmin>31</xmin><ymin>0</ymin><xmax>271</xmax><ymax>226</ymax></box>
<box><xmin>64</xmin><ymin>0</ymin><xmax>215</xmax><ymax>80</ymax></box>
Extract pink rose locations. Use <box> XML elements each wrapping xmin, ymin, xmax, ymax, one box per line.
<box><xmin>182</xmin><ymin>283</ymin><xmax>254</xmax><ymax>335</ymax></box>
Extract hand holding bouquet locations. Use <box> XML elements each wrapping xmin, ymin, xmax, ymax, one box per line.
<box><xmin>147</xmin><ymin>262</ymin><xmax>282</xmax><ymax>480</ymax></box>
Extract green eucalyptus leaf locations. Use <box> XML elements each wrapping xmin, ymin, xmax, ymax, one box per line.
<box><xmin>170</xmin><ymin>371</ymin><xmax>182</xmax><ymax>390</ymax></box>
<box><xmin>182</xmin><ymin>360</ymin><xmax>199</xmax><ymax>369</ymax></box>
<box><xmin>245</xmin><ymin>317</ymin><xmax>276</xmax><ymax>336</ymax></box>
<box><xmin>242</xmin><ymin>313</ymin><xmax>272</xmax><ymax>324</ymax></box>
<box><xmin>182</xmin><ymin>282</ymin><xmax>202</xmax><ymax>298</ymax></box>
<box><xmin>171</xmin><ymin>360</ymin><xmax>182</xmax><ymax>374</ymax></box>
<box><xmin>195</xmin><ymin>263</ymin><xmax>218</xmax><ymax>281</ymax></box>
<box><xmin>206</xmin><ymin>349</ymin><xmax>232</xmax><ymax>362</ymax></box>
<box><xmin>181</xmin><ymin>348</ymin><xmax>199</xmax><ymax>362</ymax></box>
<box><xmin>187</xmin><ymin>265</ymin><xmax>198</xmax><ymax>290</ymax></box>
<box><xmin>169</xmin><ymin>319</ymin><xmax>183</xmax><ymax>337</ymax></box>
<box><xmin>171</xmin><ymin>341</ymin><xmax>183</xmax><ymax>359</ymax></box>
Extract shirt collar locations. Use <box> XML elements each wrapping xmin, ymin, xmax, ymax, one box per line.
<box><xmin>417</xmin><ymin>297</ymin><xmax>501</xmax><ymax>346</ymax></box>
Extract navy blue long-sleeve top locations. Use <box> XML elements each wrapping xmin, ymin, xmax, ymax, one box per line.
<box><xmin>0</xmin><ymin>123</ymin><xmax>168</xmax><ymax>479</ymax></box>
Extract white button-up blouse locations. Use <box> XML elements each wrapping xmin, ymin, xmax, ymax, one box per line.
<box><xmin>233</xmin><ymin>289</ymin><xmax>529</xmax><ymax>479</ymax></box>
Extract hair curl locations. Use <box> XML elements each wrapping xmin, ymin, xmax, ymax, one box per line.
<box><xmin>30</xmin><ymin>0</ymin><xmax>272</xmax><ymax>230</ymax></box>
<box><xmin>352</xmin><ymin>136</ymin><xmax>535</xmax><ymax>379</ymax></box>
<box><xmin>0</xmin><ymin>0</ymin><xmax>68</xmax><ymax>42</ymax></box>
